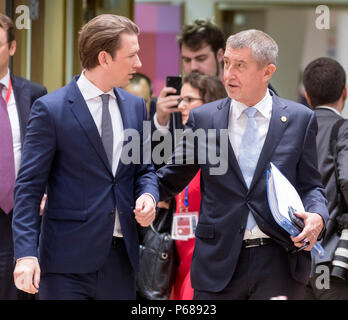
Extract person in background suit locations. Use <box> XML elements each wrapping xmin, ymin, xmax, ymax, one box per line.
<box><xmin>12</xmin><ymin>14</ymin><xmax>158</xmax><ymax>300</ymax></box>
<box><xmin>303</xmin><ymin>57</ymin><xmax>348</xmax><ymax>299</ymax></box>
<box><xmin>157</xmin><ymin>29</ymin><xmax>328</xmax><ymax>300</ymax></box>
<box><xmin>0</xmin><ymin>13</ymin><xmax>47</xmax><ymax>300</ymax></box>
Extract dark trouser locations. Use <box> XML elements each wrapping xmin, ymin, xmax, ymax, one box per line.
<box><xmin>39</xmin><ymin>237</ymin><xmax>136</xmax><ymax>300</ymax></box>
<box><xmin>193</xmin><ymin>241</ymin><xmax>306</xmax><ymax>300</ymax></box>
<box><xmin>0</xmin><ymin>209</ymin><xmax>17</xmax><ymax>300</ymax></box>
<box><xmin>306</xmin><ymin>264</ymin><xmax>348</xmax><ymax>300</ymax></box>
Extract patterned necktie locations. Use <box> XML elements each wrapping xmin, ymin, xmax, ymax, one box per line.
<box><xmin>100</xmin><ymin>94</ymin><xmax>114</xmax><ymax>168</ymax></box>
<box><xmin>0</xmin><ymin>83</ymin><xmax>15</xmax><ymax>214</ymax></box>
<box><xmin>238</xmin><ymin>107</ymin><xmax>262</xmax><ymax>231</ymax></box>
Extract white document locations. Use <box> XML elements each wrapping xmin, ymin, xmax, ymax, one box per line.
<box><xmin>270</xmin><ymin>162</ymin><xmax>305</xmax><ymax>221</ymax></box>
<box><xmin>267</xmin><ymin>163</ymin><xmax>325</xmax><ymax>257</ymax></box>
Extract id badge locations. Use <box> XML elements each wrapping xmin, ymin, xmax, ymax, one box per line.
<box><xmin>171</xmin><ymin>212</ymin><xmax>198</xmax><ymax>240</ymax></box>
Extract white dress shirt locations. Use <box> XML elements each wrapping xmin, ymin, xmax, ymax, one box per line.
<box><xmin>77</xmin><ymin>72</ymin><xmax>124</xmax><ymax>237</ymax></box>
<box><xmin>153</xmin><ymin>112</ymin><xmax>170</xmax><ymax>134</ymax></box>
<box><xmin>228</xmin><ymin>90</ymin><xmax>272</xmax><ymax>240</ymax></box>
<box><xmin>0</xmin><ymin>70</ymin><xmax>21</xmax><ymax>178</ymax></box>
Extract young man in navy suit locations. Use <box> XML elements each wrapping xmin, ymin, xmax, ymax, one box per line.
<box><xmin>157</xmin><ymin>29</ymin><xmax>328</xmax><ymax>299</ymax></box>
<box><xmin>0</xmin><ymin>13</ymin><xmax>47</xmax><ymax>300</ymax></box>
<box><xmin>12</xmin><ymin>14</ymin><xmax>158</xmax><ymax>300</ymax></box>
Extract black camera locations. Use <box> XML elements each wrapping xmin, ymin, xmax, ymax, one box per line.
<box><xmin>331</xmin><ymin>213</ymin><xmax>348</xmax><ymax>281</ymax></box>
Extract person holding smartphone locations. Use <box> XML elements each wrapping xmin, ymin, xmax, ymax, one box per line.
<box><xmin>153</xmin><ymin>20</ymin><xmax>225</xmax><ymax>139</ymax></box>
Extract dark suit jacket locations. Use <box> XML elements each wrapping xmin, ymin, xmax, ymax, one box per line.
<box><xmin>157</xmin><ymin>91</ymin><xmax>329</xmax><ymax>292</ymax></box>
<box><xmin>0</xmin><ymin>75</ymin><xmax>46</xmax><ymax>279</ymax></box>
<box><xmin>11</xmin><ymin>75</ymin><xmax>47</xmax><ymax>144</ymax></box>
<box><xmin>12</xmin><ymin>77</ymin><xmax>159</xmax><ymax>274</ymax></box>
<box><xmin>313</xmin><ymin>107</ymin><xmax>348</xmax><ymax>265</ymax></box>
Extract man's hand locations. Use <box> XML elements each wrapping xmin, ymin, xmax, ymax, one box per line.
<box><xmin>13</xmin><ymin>258</ymin><xmax>40</xmax><ymax>294</ymax></box>
<box><xmin>134</xmin><ymin>194</ymin><xmax>156</xmax><ymax>227</ymax></box>
<box><xmin>291</xmin><ymin>211</ymin><xmax>324</xmax><ymax>251</ymax></box>
<box><xmin>156</xmin><ymin>87</ymin><xmax>180</xmax><ymax>126</ymax></box>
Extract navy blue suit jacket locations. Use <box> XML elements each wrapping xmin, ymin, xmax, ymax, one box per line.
<box><xmin>11</xmin><ymin>74</ymin><xmax>47</xmax><ymax>144</ymax></box>
<box><xmin>12</xmin><ymin>77</ymin><xmax>159</xmax><ymax>274</ymax></box>
<box><xmin>157</xmin><ymin>91</ymin><xmax>329</xmax><ymax>292</ymax></box>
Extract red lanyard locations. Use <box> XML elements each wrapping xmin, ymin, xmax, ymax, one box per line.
<box><xmin>3</xmin><ymin>77</ymin><xmax>12</xmax><ymax>106</ymax></box>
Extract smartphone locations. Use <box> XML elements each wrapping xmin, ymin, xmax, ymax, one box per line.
<box><xmin>288</xmin><ymin>206</ymin><xmax>305</xmax><ymax>231</ymax></box>
<box><xmin>166</xmin><ymin>76</ymin><xmax>182</xmax><ymax>96</ymax></box>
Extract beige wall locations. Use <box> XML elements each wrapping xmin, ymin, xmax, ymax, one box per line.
<box><xmin>12</xmin><ymin>0</ymin><xmax>29</xmax><ymax>79</ymax></box>
<box><xmin>336</xmin><ymin>11</ymin><xmax>348</xmax><ymax>119</ymax></box>
<box><xmin>265</xmin><ymin>8</ymin><xmax>307</xmax><ymax>101</ymax></box>
<box><xmin>43</xmin><ymin>0</ymin><xmax>65</xmax><ymax>93</ymax></box>
<box><xmin>0</xmin><ymin>2</ymin><xmax>6</xmax><ymax>14</ymax></box>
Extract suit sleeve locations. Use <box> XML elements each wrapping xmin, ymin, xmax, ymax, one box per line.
<box><xmin>12</xmin><ymin>99</ymin><xmax>56</xmax><ymax>260</ymax></box>
<box><xmin>134</xmin><ymin>99</ymin><xmax>159</xmax><ymax>204</ymax></box>
<box><xmin>337</xmin><ymin>121</ymin><xmax>348</xmax><ymax>206</ymax></box>
<box><xmin>30</xmin><ymin>83</ymin><xmax>48</xmax><ymax>106</ymax></box>
<box><xmin>296</xmin><ymin>112</ymin><xmax>329</xmax><ymax>225</ymax></box>
<box><xmin>156</xmin><ymin>111</ymin><xmax>200</xmax><ymax>201</ymax></box>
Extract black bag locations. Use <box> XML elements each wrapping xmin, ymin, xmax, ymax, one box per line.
<box><xmin>136</xmin><ymin>206</ymin><xmax>177</xmax><ymax>300</ymax></box>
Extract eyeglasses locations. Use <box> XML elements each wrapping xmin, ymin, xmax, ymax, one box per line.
<box><xmin>177</xmin><ymin>96</ymin><xmax>203</xmax><ymax>105</ymax></box>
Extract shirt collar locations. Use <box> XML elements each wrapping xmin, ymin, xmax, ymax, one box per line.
<box><xmin>316</xmin><ymin>105</ymin><xmax>341</xmax><ymax>116</ymax></box>
<box><xmin>0</xmin><ymin>69</ymin><xmax>10</xmax><ymax>89</ymax></box>
<box><xmin>77</xmin><ymin>71</ymin><xmax>116</xmax><ymax>101</ymax></box>
<box><xmin>231</xmin><ymin>89</ymin><xmax>272</xmax><ymax>120</ymax></box>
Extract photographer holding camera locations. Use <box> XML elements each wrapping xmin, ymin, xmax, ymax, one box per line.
<box><xmin>303</xmin><ymin>57</ymin><xmax>348</xmax><ymax>299</ymax></box>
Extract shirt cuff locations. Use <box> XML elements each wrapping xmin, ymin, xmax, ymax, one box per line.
<box><xmin>153</xmin><ymin>112</ymin><xmax>170</xmax><ymax>134</ymax></box>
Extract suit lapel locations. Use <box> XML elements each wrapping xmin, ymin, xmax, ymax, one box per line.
<box><xmin>248</xmin><ymin>93</ymin><xmax>289</xmax><ymax>193</ymax></box>
<box><xmin>114</xmin><ymin>87</ymin><xmax>130</xmax><ymax>178</ymax></box>
<box><xmin>11</xmin><ymin>75</ymin><xmax>30</xmax><ymax>145</ymax></box>
<box><xmin>68</xmin><ymin>77</ymin><xmax>113</xmax><ymax>176</ymax></box>
<box><xmin>114</xmin><ymin>87</ymin><xmax>130</xmax><ymax>131</ymax></box>
<box><xmin>213</xmin><ymin>98</ymin><xmax>247</xmax><ymax>188</ymax></box>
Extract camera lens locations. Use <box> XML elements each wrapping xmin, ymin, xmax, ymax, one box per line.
<box><xmin>331</xmin><ymin>229</ymin><xmax>348</xmax><ymax>282</ymax></box>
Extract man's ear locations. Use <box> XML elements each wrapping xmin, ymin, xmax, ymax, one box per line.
<box><xmin>9</xmin><ymin>40</ymin><xmax>16</xmax><ymax>57</ymax></box>
<box><xmin>342</xmin><ymin>84</ymin><xmax>347</xmax><ymax>102</ymax></box>
<box><xmin>97</xmin><ymin>51</ymin><xmax>111</xmax><ymax>69</ymax></box>
<box><xmin>264</xmin><ymin>63</ymin><xmax>276</xmax><ymax>82</ymax></box>
<box><xmin>304</xmin><ymin>91</ymin><xmax>312</xmax><ymax>107</ymax></box>
<box><xmin>216</xmin><ymin>48</ymin><xmax>224</xmax><ymax>63</ymax></box>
